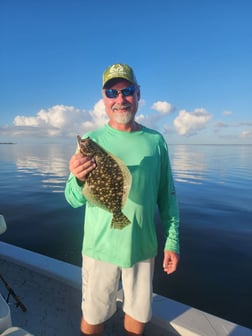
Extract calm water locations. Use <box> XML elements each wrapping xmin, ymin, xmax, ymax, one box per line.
<box><xmin>0</xmin><ymin>143</ymin><xmax>251</xmax><ymax>329</ymax></box>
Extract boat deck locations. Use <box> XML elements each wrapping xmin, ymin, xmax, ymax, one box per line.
<box><xmin>0</xmin><ymin>257</ymin><xmax>175</xmax><ymax>336</ymax></box>
<box><xmin>1</xmin><ymin>242</ymin><xmax>251</xmax><ymax>336</ymax></box>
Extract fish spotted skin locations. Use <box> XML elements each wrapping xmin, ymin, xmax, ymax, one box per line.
<box><xmin>77</xmin><ymin>136</ymin><xmax>132</xmax><ymax>229</ymax></box>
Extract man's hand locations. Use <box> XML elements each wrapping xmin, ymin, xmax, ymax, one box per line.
<box><xmin>69</xmin><ymin>153</ymin><xmax>96</xmax><ymax>182</ymax></box>
<box><xmin>163</xmin><ymin>250</ymin><xmax>180</xmax><ymax>275</ymax></box>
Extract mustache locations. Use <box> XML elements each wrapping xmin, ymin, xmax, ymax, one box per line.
<box><xmin>112</xmin><ymin>104</ymin><xmax>131</xmax><ymax>111</ymax></box>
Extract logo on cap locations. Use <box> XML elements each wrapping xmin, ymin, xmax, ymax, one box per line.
<box><xmin>107</xmin><ymin>64</ymin><xmax>127</xmax><ymax>78</ymax></box>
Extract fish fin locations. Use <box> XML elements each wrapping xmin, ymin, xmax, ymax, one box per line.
<box><xmin>83</xmin><ymin>183</ymin><xmax>108</xmax><ymax>210</ymax></box>
<box><xmin>110</xmin><ymin>212</ymin><xmax>131</xmax><ymax>230</ymax></box>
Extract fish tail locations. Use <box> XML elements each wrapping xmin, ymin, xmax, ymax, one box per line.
<box><xmin>110</xmin><ymin>212</ymin><xmax>131</xmax><ymax>230</ymax></box>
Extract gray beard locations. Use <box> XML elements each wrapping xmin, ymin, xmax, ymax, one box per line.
<box><xmin>112</xmin><ymin>111</ymin><xmax>134</xmax><ymax>124</ymax></box>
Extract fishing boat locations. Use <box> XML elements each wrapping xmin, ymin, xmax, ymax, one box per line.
<box><xmin>0</xmin><ymin>215</ymin><xmax>251</xmax><ymax>336</ymax></box>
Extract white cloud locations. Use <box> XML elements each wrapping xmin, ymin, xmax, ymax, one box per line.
<box><xmin>14</xmin><ymin>115</ymin><xmax>40</xmax><ymax>126</ymax></box>
<box><xmin>135</xmin><ymin>113</ymin><xmax>145</xmax><ymax>123</ymax></box>
<box><xmin>88</xmin><ymin>100</ymin><xmax>108</xmax><ymax>128</ymax></box>
<box><xmin>240</xmin><ymin>130</ymin><xmax>252</xmax><ymax>138</ymax></box>
<box><xmin>151</xmin><ymin>101</ymin><xmax>174</xmax><ymax>115</ymax></box>
<box><xmin>173</xmin><ymin>108</ymin><xmax>212</xmax><ymax>136</ymax></box>
<box><xmin>13</xmin><ymin>101</ymin><xmax>108</xmax><ymax>137</ymax></box>
<box><xmin>214</xmin><ymin>121</ymin><xmax>229</xmax><ymax>128</ymax></box>
<box><xmin>137</xmin><ymin>100</ymin><xmax>175</xmax><ymax>130</ymax></box>
<box><xmin>223</xmin><ymin>110</ymin><xmax>233</xmax><ymax>116</ymax></box>
<box><xmin>14</xmin><ymin>105</ymin><xmax>83</xmax><ymax>129</ymax></box>
<box><xmin>4</xmin><ymin>100</ymin><xmax>249</xmax><ymax>144</ymax></box>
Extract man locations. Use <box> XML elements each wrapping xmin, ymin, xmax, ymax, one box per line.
<box><xmin>65</xmin><ymin>63</ymin><xmax>180</xmax><ymax>336</ymax></box>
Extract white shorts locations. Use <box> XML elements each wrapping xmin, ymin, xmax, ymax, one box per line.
<box><xmin>81</xmin><ymin>255</ymin><xmax>154</xmax><ymax>324</ymax></box>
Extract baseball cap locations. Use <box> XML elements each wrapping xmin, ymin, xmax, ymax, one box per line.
<box><xmin>102</xmin><ymin>63</ymin><xmax>137</xmax><ymax>88</ymax></box>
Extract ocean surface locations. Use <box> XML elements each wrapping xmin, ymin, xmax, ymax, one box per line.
<box><xmin>0</xmin><ymin>143</ymin><xmax>251</xmax><ymax>329</ymax></box>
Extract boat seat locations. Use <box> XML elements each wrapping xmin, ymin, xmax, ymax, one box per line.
<box><xmin>1</xmin><ymin>327</ymin><xmax>34</xmax><ymax>336</ymax></box>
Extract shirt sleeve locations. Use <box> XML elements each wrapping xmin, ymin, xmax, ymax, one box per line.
<box><xmin>157</xmin><ymin>139</ymin><xmax>180</xmax><ymax>254</ymax></box>
<box><xmin>64</xmin><ymin>173</ymin><xmax>87</xmax><ymax>208</ymax></box>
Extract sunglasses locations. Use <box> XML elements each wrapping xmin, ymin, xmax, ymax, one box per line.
<box><xmin>104</xmin><ymin>85</ymin><xmax>136</xmax><ymax>99</ymax></box>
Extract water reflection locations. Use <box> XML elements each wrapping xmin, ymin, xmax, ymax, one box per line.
<box><xmin>1</xmin><ymin>143</ymin><xmax>251</xmax><ymax>190</ymax></box>
<box><xmin>1</xmin><ymin>143</ymin><xmax>76</xmax><ymax>192</ymax></box>
<box><xmin>169</xmin><ymin>144</ymin><xmax>252</xmax><ymax>185</ymax></box>
<box><xmin>170</xmin><ymin>145</ymin><xmax>208</xmax><ymax>184</ymax></box>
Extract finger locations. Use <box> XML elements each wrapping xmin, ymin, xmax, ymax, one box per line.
<box><xmin>73</xmin><ymin>159</ymin><xmax>96</xmax><ymax>181</ymax></box>
<box><xmin>163</xmin><ymin>265</ymin><xmax>176</xmax><ymax>274</ymax></box>
<box><xmin>70</xmin><ymin>155</ymin><xmax>94</xmax><ymax>170</ymax></box>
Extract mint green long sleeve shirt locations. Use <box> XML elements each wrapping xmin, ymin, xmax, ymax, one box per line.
<box><xmin>65</xmin><ymin>124</ymin><xmax>179</xmax><ymax>268</ymax></box>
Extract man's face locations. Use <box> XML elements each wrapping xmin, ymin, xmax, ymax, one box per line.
<box><xmin>103</xmin><ymin>79</ymin><xmax>140</xmax><ymax>129</ymax></box>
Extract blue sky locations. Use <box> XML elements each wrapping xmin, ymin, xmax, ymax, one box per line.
<box><xmin>1</xmin><ymin>0</ymin><xmax>251</xmax><ymax>144</ymax></box>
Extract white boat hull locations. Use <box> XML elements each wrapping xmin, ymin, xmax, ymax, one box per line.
<box><xmin>0</xmin><ymin>242</ymin><xmax>251</xmax><ymax>336</ymax></box>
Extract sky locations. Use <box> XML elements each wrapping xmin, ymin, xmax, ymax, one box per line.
<box><xmin>1</xmin><ymin>0</ymin><xmax>252</xmax><ymax>144</ymax></box>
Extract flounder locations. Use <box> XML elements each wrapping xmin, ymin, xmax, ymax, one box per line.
<box><xmin>77</xmin><ymin>136</ymin><xmax>132</xmax><ymax>229</ymax></box>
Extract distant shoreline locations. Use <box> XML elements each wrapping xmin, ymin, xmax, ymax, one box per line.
<box><xmin>0</xmin><ymin>142</ymin><xmax>16</xmax><ymax>145</ymax></box>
